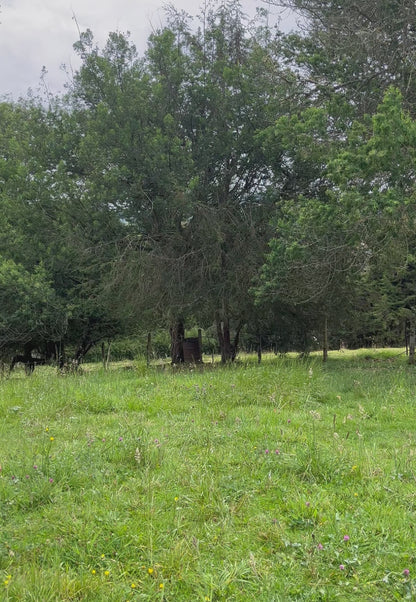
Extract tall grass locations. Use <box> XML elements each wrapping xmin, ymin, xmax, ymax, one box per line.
<box><xmin>1</xmin><ymin>351</ymin><xmax>415</xmax><ymax>600</ymax></box>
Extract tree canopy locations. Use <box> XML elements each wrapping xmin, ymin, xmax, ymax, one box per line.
<box><xmin>1</xmin><ymin>0</ymin><xmax>416</xmax><ymax>365</ymax></box>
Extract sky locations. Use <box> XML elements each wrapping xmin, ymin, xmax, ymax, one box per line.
<box><xmin>0</xmin><ymin>0</ymin><xmax>296</xmax><ymax>100</ymax></box>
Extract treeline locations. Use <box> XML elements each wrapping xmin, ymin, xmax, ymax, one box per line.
<box><xmin>1</xmin><ymin>0</ymin><xmax>416</xmax><ymax>367</ymax></box>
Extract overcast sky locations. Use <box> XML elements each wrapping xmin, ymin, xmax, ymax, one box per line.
<box><xmin>0</xmin><ymin>0</ymin><xmax>296</xmax><ymax>100</ymax></box>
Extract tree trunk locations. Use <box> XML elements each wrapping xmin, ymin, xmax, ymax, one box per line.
<box><xmin>74</xmin><ymin>340</ymin><xmax>94</xmax><ymax>365</ymax></box>
<box><xmin>55</xmin><ymin>341</ymin><xmax>65</xmax><ymax>369</ymax></box>
<box><xmin>405</xmin><ymin>320</ymin><xmax>409</xmax><ymax>356</ymax></box>
<box><xmin>409</xmin><ymin>322</ymin><xmax>415</xmax><ymax>365</ymax></box>
<box><xmin>198</xmin><ymin>328</ymin><xmax>203</xmax><ymax>361</ymax></box>
<box><xmin>216</xmin><ymin>316</ymin><xmax>243</xmax><ymax>363</ymax></box>
<box><xmin>216</xmin><ymin>317</ymin><xmax>232</xmax><ymax>362</ymax></box>
<box><xmin>323</xmin><ymin>315</ymin><xmax>328</xmax><ymax>363</ymax></box>
<box><xmin>257</xmin><ymin>335</ymin><xmax>262</xmax><ymax>364</ymax></box>
<box><xmin>105</xmin><ymin>341</ymin><xmax>112</xmax><ymax>370</ymax></box>
<box><xmin>233</xmin><ymin>323</ymin><xmax>243</xmax><ymax>358</ymax></box>
<box><xmin>170</xmin><ymin>319</ymin><xmax>184</xmax><ymax>364</ymax></box>
<box><xmin>146</xmin><ymin>332</ymin><xmax>152</xmax><ymax>366</ymax></box>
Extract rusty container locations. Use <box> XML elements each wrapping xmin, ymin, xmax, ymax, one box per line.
<box><xmin>183</xmin><ymin>338</ymin><xmax>202</xmax><ymax>363</ymax></box>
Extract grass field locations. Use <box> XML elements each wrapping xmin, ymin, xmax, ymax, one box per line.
<box><xmin>1</xmin><ymin>349</ymin><xmax>416</xmax><ymax>600</ymax></box>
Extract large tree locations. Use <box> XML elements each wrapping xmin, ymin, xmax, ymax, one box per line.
<box><xmin>71</xmin><ymin>2</ymin><xmax>291</xmax><ymax>362</ymax></box>
<box><xmin>141</xmin><ymin>1</ymin><xmax>289</xmax><ymax>361</ymax></box>
<box><xmin>0</xmin><ymin>94</ymin><xmax>125</xmax><ymax>365</ymax></box>
<box><xmin>0</xmin><ymin>258</ymin><xmax>66</xmax><ymax>365</ymax></box>
<box><xmin>258</xmin><ymin>88</ymin><xmax>416</xmax><ymax>356</ymax></box>
<box><xmin>269</xmin><ymin>0</ymin><xmax>416</xmax><ymax>116</ymax></box>
<box><xmin>328</xmin><ymin>87</ymin><xmax>416</xmax><ymax>356</ymax></box>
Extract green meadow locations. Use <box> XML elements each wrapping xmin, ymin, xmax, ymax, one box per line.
<box><xmin>1</xmin><ymin>350</ymin><xmax>416</xmax><ymax>600</ymax></box>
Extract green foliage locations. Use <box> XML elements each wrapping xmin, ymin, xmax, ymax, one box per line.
<box><xmin>258</xmin><ymin>86</ymin><xmax>416</xmax><ymax>348</ymax></box>
<box><xmin>0</xmin><ymin>258</ymin><xmax>66</xmax><ymax>351</ymax></box>
<box><xmin>327</xmin><ymin>89</ymin><xmax>416</xmax><ymax>334</ymax></box>
<box><xmin>276</xmin><ymin>0</ymin><xmax>416</xmax><ymax>116</ymax></box>
<box><xmin>330</xmin><ymin>88</ymin><xmax>416</xmax><ymax>193</ymax></box>
<box><xmin>2</xmin><ymin>0</ymin><xmax>416</xmax><ymax>358</ymax></box>
<box><xmin>0</xmin><ymin>94</ymin><xmax>126</xmax><ymax>359</ymax></box>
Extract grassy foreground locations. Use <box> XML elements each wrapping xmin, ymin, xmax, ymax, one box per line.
<box><xmin>1</xmin><ymin>350</ymin><xmax>416</xmax><ymax>600</ymax></box>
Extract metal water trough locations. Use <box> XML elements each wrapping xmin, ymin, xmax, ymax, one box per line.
<box><xmin>183</xmin><ymin>337</ymin><xmax>202</xmax><ymax>363</ymax></box>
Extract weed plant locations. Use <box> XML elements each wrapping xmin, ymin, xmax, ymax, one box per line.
<box><xmin>0</xmin><ymin>350</ymin><xmax>416</xmax><ymax>600</ymax></box>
